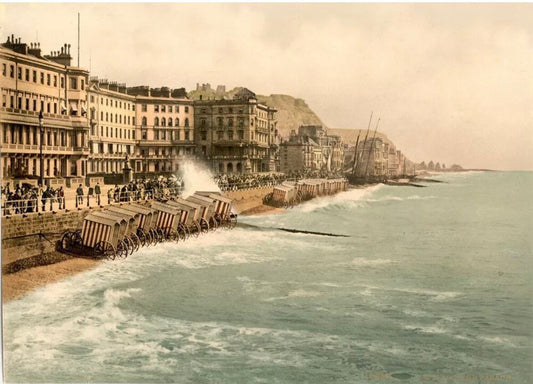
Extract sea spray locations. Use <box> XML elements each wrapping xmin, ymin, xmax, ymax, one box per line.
<box><xmin>178</xmin><ymin>159</ymin><xmax>220</xmax><ymax>197</ymax></box>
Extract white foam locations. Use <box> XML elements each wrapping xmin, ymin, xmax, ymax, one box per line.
<box><xmin>351</xmin><ymin>257</ymin><xmax>396</xmax><ymax>266</ymax></box>
<box><xmin>178</xmin><ymin>159</ymin><xmax>220</xmax><ymax>197</ymax></box>
<box><xmin>294</xmin><ymin>184</ymin><xmax>384</xmax><ymax>213</ymax></box>
<box><xmin>404</xmin><ymin>325</ymin><xmax>448</xmax><ymax>335</ymax></box>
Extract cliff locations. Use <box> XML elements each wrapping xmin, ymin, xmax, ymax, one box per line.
<box><xmin>188</xmin><ymin>86</ymin><xmax>325</xmax><ymax>138</ymax></box>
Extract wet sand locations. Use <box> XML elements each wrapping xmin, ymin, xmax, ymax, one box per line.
<box><xmin>2</xmin><ymin>257</ymin><xmax>100</xmax><ymax>302</ymax></box>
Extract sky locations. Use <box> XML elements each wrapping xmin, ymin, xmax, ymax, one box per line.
<box><xmin>1</xmin><ymin>3</ymin><xmax>532</xmax><ymax>170</ymax></box>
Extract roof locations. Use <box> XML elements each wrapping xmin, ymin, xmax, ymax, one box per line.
<box><xmin>151</xmin><ymin>202</ymin><xmax>182</xmax><ymax>215</ymax></box>
<box><xmin>87</xmin><ymin>211</ymin><xmax>128</xmax><ymax>224</ymax></box>
<box><xmin>84</xmin><ymin>213</ymin><xmax>122</xmax><ymax>227</ymax></box>
<box><xmin>176</xmin><ymin>198</ymin><xmax>201</xmax><ymax>209</ymax></box>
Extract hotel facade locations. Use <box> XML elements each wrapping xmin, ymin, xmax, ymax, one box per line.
<box><xmin>193</xmin><ymin>88</ymin><xmax>278</xmax><ymax>174</ymax></box>
<box><xmin>1</xmin><ymin>35</ymin><xmax>89</xmax><ymax>185</ymax></box>
<box><xmin>1</xmin><ymin>35</ymin><xmax>283</xmax><ymax>188</ymax></box>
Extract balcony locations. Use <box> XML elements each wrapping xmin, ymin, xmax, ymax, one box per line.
<box><xmin>211</xmin><ymin>155</ymin><xmax>248</xmax><ymax>160</ymax></box>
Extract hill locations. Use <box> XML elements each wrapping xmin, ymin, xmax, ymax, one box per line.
<box><xmin>188</xmin><ymin>86</ymin><xmax>325</xmax><ymax>138</ymax></box>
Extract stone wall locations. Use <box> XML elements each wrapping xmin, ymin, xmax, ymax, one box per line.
<box><xmin>1</xmin><ymin>209</ymin><xmax>94</xmax><ymax>271</ymax></box>
<box><xmin>224</xmin><ymin>186</ymin><xmax>273</xmax><ymax>214</ymax></box>
<box><xmin>1</xmin><ymin>187</ymin><xmax>274</xmax><ymax>273</ymax></box>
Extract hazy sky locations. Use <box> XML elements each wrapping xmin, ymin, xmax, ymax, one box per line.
<box><xmin>2</xmin><ymin>3</ymin><xmax>532</xmax><ymax>170</ymax></box>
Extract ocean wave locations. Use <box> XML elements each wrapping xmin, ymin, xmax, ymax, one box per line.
<box><xmin>404</xmin><ymin>325</ymin><xmax>448</xmax><ymax>335</ymax></box>
<box><xmin>294</xmin><ymin>184</ymin><xmax>384</xmax><ymax>213</ymax></box>
<box><xmin>390</xmin><ymin>287</ymin><xmax>461</xmax><ymax>301</ymax></box>
<box><xmin>351</xmin><ymin>257</ymin><xmax>397</xmax><ymax>267</ymax></box>
<box><xmin>264</xmin><ymin>289</ymin><xmax>321</xmax><ymax>301</ymax></box>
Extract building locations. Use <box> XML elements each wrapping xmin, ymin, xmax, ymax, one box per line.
<box><xmin>130</xmin><ymin>86</ymin><xmax>194</xmax><ymax>176</ymax></box>
<box><xmin>1</xmin><ymin>35</ymin><xmax>89</xmax><ymax>185</ymax></box>
<box><xmin>280</xmin><ymin>125</ymin><xmax>344</xmax><ymax>174</ymax></box>
<box><xmin>87</xmin><ymin>77</ymin><xmax>136</xmax><ymax>176</ymax></box>
<box><xmin>193</xmin><ymin>88</ymin><xmax>278</xmax><ymax>174</ymax></box>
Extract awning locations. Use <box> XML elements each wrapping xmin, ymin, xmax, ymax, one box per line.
<box><xmin>70</xmin><ymin>102</ymin><xmax>78</xmax><ymax>112</ymax></box>
<box><xmin>61</xmin><ymin>103</ymin><xmax>67</xmax><ymax>111</ymax></box>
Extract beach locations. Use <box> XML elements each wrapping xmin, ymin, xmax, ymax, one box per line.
<box><xmin>2</xmin><ymin>199</ymin><xmax>284</xmax><ymax>302</ymax></box>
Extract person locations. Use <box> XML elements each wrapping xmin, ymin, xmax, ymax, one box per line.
<box><xmin>76</xmin><ymin>184</ymin><xmax>84</xmax><ymax>207</ymax></box>
<box><xmin>57</xmin><ymin>186</ymin><xmax>65</xmax><ymax>209</ymax></box>
<box><xmin>94</xmin><ymin>182</ymin><xmax>101</xmax><ymax>205</ymax></box>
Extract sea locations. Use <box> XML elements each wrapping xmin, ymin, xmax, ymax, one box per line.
<box><xmin>3</xmin><ymin>171</ymin><xmax>532</xmax><ymax>383</ymax></box>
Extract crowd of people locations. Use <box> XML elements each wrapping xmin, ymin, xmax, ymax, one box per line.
<box><xmin>214</xmin><ymin>173</ymin><xmax>292</xmax><ymax>191</ymax></box>
<box><xmin>1</xmin><ymin>183</ymin><xmax>65</xmax><ymax>215</ymax></box>
<box><xmin>2</xmin><ymin>171</ymin><xmax>345</xmax><ymax>216</ymax></box>
<box><xmin>105</xmin><ymin>176</ymin><xmax>184</xmax><ymax>203</ymax></box>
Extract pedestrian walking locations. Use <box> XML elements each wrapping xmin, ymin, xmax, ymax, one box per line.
<box><xmin>57</xmin><ymin>186</ymin><xmax>65</xmax><ymax>209</ymax></box>
<box><xmin>95</xmin><ymin>182</ymin><xmax>101</xmax><ymax>205</ymax></box>
<box><xmin>76</xmin><ymin>184</ymin><xmax>84</xmax><ymax>207</ymax></box>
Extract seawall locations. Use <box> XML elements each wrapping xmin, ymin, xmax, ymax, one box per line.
<box><xmin>1</xmin><ymin>187</ymin><xmax>275</xmax><ymax>273</ymax></box>
<box><xmin>224</xmin><ymin>186</ymin><xmax>274</xmax><ymax>215</ymax></box>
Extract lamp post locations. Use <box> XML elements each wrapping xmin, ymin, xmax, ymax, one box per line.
<box><xmin>38</xmin><ymin>111</ymin><xmax>44</xmax><ymax>187</ymax></box>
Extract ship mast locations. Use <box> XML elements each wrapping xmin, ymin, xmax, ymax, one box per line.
<box><xmin>364</xmin><ymin>118</ymin><xmax>380</xmax><ymax>180</ymax></box>
<box><xmin>354</xmin><ymin>112</ymin><xmax>373</xmax><ymax>176</ymax></box>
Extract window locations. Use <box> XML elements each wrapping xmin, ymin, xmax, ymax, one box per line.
<box><xmin>175</xmin><ymin>130</ymin><xmax>180</xmax><ymax>141</ymax></box>
<box><xmin>9</xmin><ymin>65</ymin><xmax>14</xmax><ymax>78</ymax></box>
<box><xmin>154</xmin><ymin>105</ymin><xmax>159</xmax><ymax>112</ymax></box>
<box><xmin>229</xmin><ymin>107</ymin><xmax>233</xmax><ymax>114</ymax></box>
<box><xmin>217</xmin><ymin>117</ymin><xmax>223</xmax><ymax>128</ymax></box>
<box><xmin>168</xmin><ymin>106</ymin><xmax>172</xmax><ymax>113</ymax></box>
<box><xmin>25</xmin><ymin>98</ymin><xmax>29</xmax><ymax>110</ymax></box>
<box><xmin>154</xmin><ymin>130</ymin><xmax>159</xmax><ymax>140</ymax></box>
<box><xmin>47</xmin><ymin>73</ymin><xmax>50</xmax><ymax>85</ymax></box>
<box><xmin>17</xmin><ymin>97</ymin><xmax>21</xmax><ymax>109</ymax></box>
<box><xmin>161</xmin><ymin>105</ymin><xmax>166</xmax><ymax>113</ymax></box>
<box><xmin>2</xmin><ymin>64</ymin><xmax>5</xmax><ymax>76</ymax></box>
<box><xmin>60</xmin><ymin>76</ymin><xmax>64</xmax><ymax>88</ymax></box>
<box><xmin>200</xmin><ymin>118</ymin><xmax>206</xmax><ymax>128</ymax></box>
<box><xmin>217</xmin><ymin>131</ymin><xmax>223</xmax><ymax>140</ymax></box>
<box><xmin>40</xmin><ymin>72</ymin><xmax>44</xmax><ymax>84</ymax></box>
<box><xmin>161</xmin><ymin>117</ymin><xmax>166</xmax><ymax>127</ymax></box>
<box><xmin>81</xmin><ymin>79</ymin><xmax>85</xmax><ymax>90</ymax></box>
<box><xmin>168</xmin><ymin>119</ymin><xmax>173</xmax><ymax>127</ymax></box>
<box><xmin>218</xmin><ymin>108</ymin><xmax>223</xmax><ymax>114</ymax></box>
<box><xmin>25</xmin><ymin>68</ymin><xmax>29</xmax><ymax>81</ymax></box>
<box><xmin>238</xmin><ymin>118</ymin><xmax>244</xmax><ymax>128</ymax></box>
<box><xmin>54</xmin><ymin>103</ymin><xmax>57</xmax><ymax>114</ymax></box>
<box><xmin>175</xmin><ymin>118</ymin><xmax>179</xmax><ymax>126</ymax></box>
<box><xmin>184</xmin><ymin>118</ymin><xmax>189</xmax><ymax>127</ymax></box>
<box><xmin>238</xmin><ymin>130</ymin><xmax>244</xmax><ymax>140</ymax></box>
<box><xmin>154</xmin><ymin>117</ymin><xmax>159</xmax><ymax>126</ymax></box>
<box><xmin>53</xmin><ymin>75</ymin><xmax>57</xmax><ymax>87</ymax></box>
<box><xmin>228</xmin><ymin>131</ymin><xmax>234</xmax><ymax>140</ymax></box>
<box><xmin>228</xmin><ymin>118</ymin><xmax>233</xmax><ymax>127</ymax></box>
<box><xmin>201</xmin><ymin>131</ymin><xmax>207</xmax><ymax>141</ymax></box>
<box><xmin>70</xmin><ymin>77</ymin><xmax>77</xmax><ymax>89</ymax></box>
<box><xmin>142</xmin><ymin>104</ymin><xmax>147</xmax><ymax>112</ymax></box>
